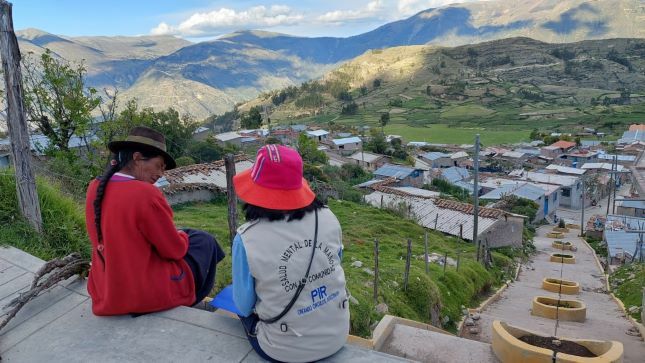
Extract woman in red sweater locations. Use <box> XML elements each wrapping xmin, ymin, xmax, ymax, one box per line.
<box><xmin>85</xmin><ymin>127</ymin><xmax>224</xmax><ymax>315</ymax></box>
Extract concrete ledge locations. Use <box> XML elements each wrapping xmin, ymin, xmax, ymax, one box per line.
<box><xmin>547</xmin><ymin>232</ymin><xmax>565</xmax><ymax>239</ymax></box>
<box><xmin>552</xmin><ymin>241</ymin><xmax>574</xmax><ymax>251</ymax></box>
<box><xmin>492</xmin><ymin>321</ymin><xmax>623</xmax><ymax>363</ymax></box>
<box><xmin>542</xmin><ymin>278</ymin><xmax>580</xmax><ymax>295</ymax></box>
<box><xmin>532</xmin><ymin>296</ymin><xmax>586</xmax><ymax>322</ymax></box>
<box><xmin>553</xmin><ymin>227</ymin><xmax>570</xmax><ymax>233</ymax></box>
<box><xmin>372</xmin><ymin>315</ymin><xmax>452</xmax><ymax>352</ymax></box>
<box><xmin>609</xmin><ymin>292</ymin><xmax>645</xmax><ymax>342</ymax></box>
<box><xmin>566</xmin><ymin>223</ymin><xmax>581</xmax><ymax>230</ymax></box>
<box><xmin>550</xmin><ymin>253</ymin><xmax>576</xmax><ymax>264</ymax></box>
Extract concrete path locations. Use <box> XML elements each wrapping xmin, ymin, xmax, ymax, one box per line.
<box><xmin>461</xmin><ymin>225</ymin><xmax>645</xmax><ymax>362</ymax></box>
<box><xmin>0</xmin><ymin>246</ymin><xmax>409</xmax><ymax>362</ymax></box>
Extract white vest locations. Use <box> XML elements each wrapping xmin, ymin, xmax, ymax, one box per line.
<box><xmin>238</xmin><ymin>207</ymin><xmax>350</xmax><ymax>362</ymax></box>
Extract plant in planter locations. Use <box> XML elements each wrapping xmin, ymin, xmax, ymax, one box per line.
<box><xmin>558</xmin><ymin>219</ymin><xmax>566</xmax><ymax>229</ymax></box>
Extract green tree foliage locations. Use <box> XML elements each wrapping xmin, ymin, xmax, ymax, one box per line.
<box><xmin>365</xmin><ymin>129</ymin><xmax>387</xmax><ymax>154</ymax></box>
<box><xmin>372</xmin><ymin>78</ymin><xmax>381</xmax><ymax>88</ymax></box>
<box><xmin>294</xmin><ymin>93</ymin><xmax>324</xmax><ymax>108</ymax></box>
<box><xmin>297</xmin><ymin>134</ymin><xmax>328</xmax><ymax>165</ymax></box>
<box><xmin>388</xmin><ymin>99</ymin><xmax>403</xmax><ymax>107</ymax></box>
<box><xmin>550</xmin><ymin>48</ymin><xmax>576</xmax><ymax>61</ymax></box>
<box><xmin>146</xmin><ymin>108</ymin><xmax>199</xmax><ymax>158</ymax></box>
<box><xmin>241</xmin><ymin>106</ymin><xmax>263</xmax><ymax>129</ymax></box>
<box><xmin>204</xmin><ymin>108</ymin><xmax>239</xmax><ymax>133</ymax></box>
<box><xmin>380</xmin><ymin>112</ymin><xmax>390</xmax><ymax>132</ymax></box>
<box><xmin>529</xmin><ymin>129</ymin><xmax>541</xmax><ymax>140</ymax></box>
<box><xmin>429</xmin><ymin>178</ymin><xmax>470</xmax><ymax>202</ymax></box>
<box><xmin>186</xmin><ymin>139</ymin><xmax>230</xmax><ymax>163</ymax></box>
<box><xmin>22</xmin><ymin>49</ymin><xmax>101</xmax><ymax>151</ymax></box>
<box><xmin>175</xmin><ymin>156</ymin><xmax>195</xmax><ymax>167</ymax></box>
<box><xmin>341</xmin><ymin>102</ymin><xmax>358</xmax><ymax>115</ymax></box>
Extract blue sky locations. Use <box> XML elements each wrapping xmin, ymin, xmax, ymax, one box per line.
<box><xmin>12</xmin><ymin>0</ymin><xmax>484</xmax><ymax>40</ymax></box>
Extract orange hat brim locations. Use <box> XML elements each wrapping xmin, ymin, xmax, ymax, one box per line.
<box><xmin>233</xmin><ymin>168</ymin><xmax>315</xmax><ymax>210</ymax></box>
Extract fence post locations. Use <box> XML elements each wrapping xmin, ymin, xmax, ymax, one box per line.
<box><xmin>374</xmin><ymin>239</ymin><xmax>379</xmax><ymax>304</ymax></box>
<box><xmin>424</xmin><ymin>230</ymin><xmax>429</xmax><ymax>274</ymax></box>
<box><xmin>456</xmin><ymin>251</ymin><xmax>461</xmax><ymax>272</ymax></box>
<box><xmin>404</xmin><ymin>239</ymin><xmax>412</xmax><ymax>291</ymax></box>
<box><xmin>225</xmin><ymin>154</ymin><xmax>237</xmax><ymax>247</ymax></box>
<box><xmin>434</xmin><ymin>213</ymin><xmax>439</xmax><ymax>230</ymax></box>
<box><xmin>380</xmin><ymin>194</ymin><xmax>383</xmax><ymax>208</ymax></box>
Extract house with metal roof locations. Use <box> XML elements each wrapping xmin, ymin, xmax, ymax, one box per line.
<box><xmin>510</xmin><ymin>170</ymin><xmax>582</xmax><ymax>209</ymax></box>
<box><xmin>616</xmin><ymin>199</ymin><xmax>645</xmax><ymax>218</ymax></box>
<box><xmin>480</xmin><ymin>182</ymin><xmax>549</xmax><ymax>222</ymax></box>
<box><xmin>372</xmin><ymin>163</ymin><xmax>424</xmax><ymax>187</ymax></box>
<box><xmin>305</xmin><ymin>129</ymin><xmax>330</xmax><ymax>142</ymax></box>
<box><xmin>331</xmin><ymin>136</ymin><xmax>362</xmax><ymax>155</ymax></box>
<box><xmin>348</xmin><ymin>151</ymin><xmax>390</xmax><ymax>171</ymax></box>
<box><xmin>603</xmin><ymin>214</ymin><xmax>645</xmax><ymax>264</ymax></box>
<box><xmin>364</xmin><ymin>188</ymin><xmax>524</xmax><ymax>247</ymax></box>
<box><xmin>597</xmin><ymin>153</ymin><xmax>637</xmax><ymax>165</ymax></box>
<box><xmin>618</xmin><ymin>129</ymin><xmax>645</xmax><ymax>145</ymax></box>
<box><xmin>545</xmin><ymin>164</ymin><xmax>587</xmax><ymax>176</ymax></box>
<box><xmin>214</xmin><ymin>131</ymin><xmax>243</xmax><ymax>146</ymax></box>
<box><xmin>439</xmin><ymin>166</ymin><xmax>470</xmax><ymax>183</ymax></box>
<box><xmin>419</xmin><ymin>152</ymin><xmax>453</xmax><ymax>168</ymax></box>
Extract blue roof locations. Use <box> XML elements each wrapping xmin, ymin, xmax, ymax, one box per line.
<box><xmin>515</xmin><ymin>148</ymin><xmax>541</xmax><ymax>156</ymax></box>
<box><xmin>333</xmin><ymin>137</ymin><xmax>362</xmax><ymax>145</ymax></box>
<box><xmin>373</xmin><ymin>164</ymin><xmax>419</xmax><ymax>179</ymax></box>
<box><xmin>421</xmin><ymin>152</ymin><xmax>450</xmax><ymax>160</ymax></box>
<box><xmin>440</xmin><ymin>166</ymin><xmax>470</xmax><ymax>183</ymax></box>
<box><xmin>354</xmin><ymin>179</ymin><xmax>383</xmax><ymax>188</ymax></box>
<box><xmin>605</xmin><ymin>230</ymin><xmax>645</xmax><ymax>259</ymax></box>
<box><xmin>481</xmin><ymin>183</ymin><xmax>544</xmax><ymax>201</ymax></box>
<box><xmin>619</xmin><ymin>130</ymin><xmax>645</xmax><ymax>143</ymax></box>
<box><xmin>597</xmin><ymin>153</ymin><xmax>636</xmax><ymax>162</ymax></box>
<box><xmin>453</xmin><ymin>180</ymin><xmax>481</xmax><ymax>195</ymax></box>
<box><xmin>619</xmin><ymin>200</ymin><xmax>645</xmax><ymax>209</ymax></box>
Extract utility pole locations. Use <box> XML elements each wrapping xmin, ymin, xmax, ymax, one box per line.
<box><xmin>606</xmin><ymin>156</ymin><xmax>615</xmax><ymax>217</ymax></box>
<box><xmin>580</xmin><ymin>176</ymin><xmax>585</xmax><ymax>237</ymax></box>
<box><xmin>0</xmin><ymin>0</ymin><xmax>43</xmax><ymax>233</ymax></box>
<box><xmin>473</xmin><ymin>134</ymin><xmax>480</xmax><ymax>262</ymax></box>
<box><xmin>612</xmin><ymin>156</ymin><xmax>618</xmax><ymax>214</ymax></box>
<box><xmin>224</xmin><ymin>154</ymin><xmax>237</xmax><ymax>247</ymax></box>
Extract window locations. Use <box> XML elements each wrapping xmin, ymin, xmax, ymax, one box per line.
<box><xmin>562</xmin><ymin>188</ymin><xmax>571</xmax><ymax>197</ymax></box>
<box><xmin>554</xmin><ymin>191</ymin><xmax>558</xmax><ymax>201</ymax></box>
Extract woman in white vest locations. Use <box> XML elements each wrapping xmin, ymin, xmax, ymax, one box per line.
<box><xmin>232</xmin><ymin>144</ymin><xmax>350</xmax><ymax>362</ymax></box>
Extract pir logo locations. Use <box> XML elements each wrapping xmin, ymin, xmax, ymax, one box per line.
<box><xmin>297</xmin><ymin>285</ymin><xmax>340</xmax><ymax>316</ymax></box>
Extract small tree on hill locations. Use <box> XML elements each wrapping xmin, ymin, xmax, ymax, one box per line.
<box><xmin>380</xmin><ymin>112</ymin><xmax>390</xmax><ymax>134</ymax></box>
<box><xmin>241</xmin><ymin>107</ymin><xmax>263</xmax><ymax>129</ymax></box>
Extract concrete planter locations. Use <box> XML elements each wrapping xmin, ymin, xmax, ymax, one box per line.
<box><xmin>553</xmin><ymin>227</ymin><xmax>570</xmax><ymax>233</ymax></box>
<box><xmin>492</xmin><ymin>320</ymin><xmax>623</xmax><ymax>363</ymax></box>
<box><xmin>550</xmin><ymin>253</ymin><xmax>576</xmax><ymax>264</ymax></box>
<box><xmin>532</xmin><ymin>296</ymin><xmax>586</xmax><ymax>322</ymax></box>
<box><xmin>552</xmin><ymin>241</ymin><xmax>573</xmax><ymax>250</ymax></box>
<box><xmin>565</xmin><ymin>223</ymin><xmax>581</xmax><ymax>230</ymax></box>
<box><xmin>542</xmin><ymin>278</ymin><xmax>580</xmax><ymax>295</ymax></box>
<box><xmin>547</xmin><ymin>232</ymin><xmax>565</xmax><ymax>239</ymax></box>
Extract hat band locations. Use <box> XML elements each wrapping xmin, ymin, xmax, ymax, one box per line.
<box><xmin>125</xmin><ymin>135</ymin><xmax>167</xmax><ymax>152</ymax></box>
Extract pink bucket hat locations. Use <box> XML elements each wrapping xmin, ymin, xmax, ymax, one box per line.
<box><xmin>233</xmin><ymin>144</ymin><xmax>315</xmax><ymax>210</ymax></box>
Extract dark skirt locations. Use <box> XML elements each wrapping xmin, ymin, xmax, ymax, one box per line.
<box><xmin>181</xmin><ymin>229</ymin><xmax>225</xmax><ymax>304</ymax></box>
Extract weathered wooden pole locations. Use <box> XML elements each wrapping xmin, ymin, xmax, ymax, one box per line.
<box><xmin>373</xmin><ymin>238</ymin><xmax>379</xmax><ymax>304</ymax></box>
<box><xmin>443</xmin><ymin>251</ymin><xmax>448</xmax><ymax>274</ymax></box>
<box><xmin>404</xmin><ymin>238</ymin><xmax>412</xmax><ymax>291</ymax></box>
<box><xmin>224</xmin><ymin>154</ymin><xmax>237</xmax><ymax>246</ymax></box>
<box><xmin>0</xmin><ymin>0</ymin><xmax>42</xmax><ymax>233</ymax></box>
<box><xmin>424</xmin><ymin>230</ymin><xmax>429</xmax><ymax>274</ymax></box>
<box><xmin>456</xmin><ymin>251</ymin><xmax>461</xmax><ymax>272</ymax></box>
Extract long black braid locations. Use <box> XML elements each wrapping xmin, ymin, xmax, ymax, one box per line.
<box><xmin>93</xmin><ymin>148</ymin><xmax>158</xmax><ymax>242</ymax></box>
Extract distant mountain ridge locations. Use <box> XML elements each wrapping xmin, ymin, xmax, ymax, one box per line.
<box><xmin>10</xmin><ymin>0</ymin><xmax>645</xmax><ymax>120</ymax></box>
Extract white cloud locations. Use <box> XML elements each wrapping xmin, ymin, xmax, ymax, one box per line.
<box><xmin>150</xmin><ymin>5</ymin><xmax>304</xmax><ymax>37</ymax></box>
<box><xmin>317</xmin><ymin>1</ymin><xmax>384</xmax><ymax>23</ymax></box>
<box><xmin>397</xmin><ymin>0</ymin><xmax>483</xmax><ymax>17</ymax></box>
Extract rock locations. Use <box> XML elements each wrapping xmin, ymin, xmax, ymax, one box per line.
<box><xmin>375</xmin><ymin>303</ymin><xmax>389</xmax><ymax>314</ymax></box>
<box><xmin>362</xmin><ymin>267</ymin><xmax>375</xmax><ymax>276</ymax></box>
<box><xmin>464</xmin><ymin>317</ymin><xmax>475</xmax><ymax>326</ymax></box>
<box><xmin>471</xmin><ymin>313</ymin><xmax>481</xmax><ymax>321</ymax></box>
<box><xmin>391</xmin><ymin>281</ymin><xmax>399</xmax><ymax>288</ymax></box>
<box><xmin>628</xmin><ymin>273</ymin><xmax>635</xmax><ymax>279</ymax></box>
<box><xmin>349</xmin><ymin>296</ymin><xmax>359</xmax><ymax>305</ymax></box>
<box><xmin>351</xmin><ymin>261</ymin><xmax>363</xmax><ymax>268</ymax></box>
<box><xmin>552</xmin><ymin>339</ymin><xmax>562</xmax><ymax>347</ymax></box>
<box><xmin>628</xmin><ymin>306</ymin><xmax>640</xmax><ymax>314</ymax></box>
<box><xmin>462</xmin><ymin>308</ymin><xmax>469</xmax><ymax>316</ymax></box>
<box><xmin>442</xmin><ymin>315</ymin><xmax>450</xmax><ymax>325</ymax></box>
<box><xmin>351</xmin><ymin>257</ymin><xmax>356</xmax><ymax>261</ymax></box>
<box><xmin>468</xmin><ymin>327</ymin><xmax>480</xmax><ymax>334</ymax></box>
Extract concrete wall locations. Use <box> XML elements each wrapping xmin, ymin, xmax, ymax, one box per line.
<box><xmin>0</xmin><ymin>154</ymin><xmax>9</xmax><ymax>169</ymax></box>
<box><xmin>482</xmin><ymin>215</ymin><xmax>524</xmax><ymax>248</ymax></box>
<box><xmin>616</xmin><ymin>206</ymin><xmax>645</xmax><ymax>218</ymax></box>
<box><xmin>559</xmin><ymin>180</ymin><xmax>583</xmax><ymax>209</ymax></box>
<box><xmin>165</xmin><ymin>189</ymin><xmax>219</xmax><ymax>206</ymax></box>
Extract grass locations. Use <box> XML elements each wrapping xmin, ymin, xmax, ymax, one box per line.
<box><xmin>172</xmin><ymin>197</ymin><xmax>515</xmax><ymax>337</ymax></box>
<box><xmin>383</xmin><ymin>123</ymin><xmax>530</xmax><ymax>145</ymax></box>
<box><xmin>610</xmin><ymin>263</ymin><xmax>644</xmax><ymax>321</ymax></box>
<box><xmin>0</xmin><ymin>171</ymin><xmax>90</xmax><ymax>260</ymax></box>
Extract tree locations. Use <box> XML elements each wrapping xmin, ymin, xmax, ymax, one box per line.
<box><xmin>373</xmin><ymin>79</ymin><xmax>381</xmax><ymax>88</ymax></box>
<box><xmin>241</xmin><ymin>107</ymin><xmax>262</xmax><ymax>129</ymax></box>
<box><xmin>22</xmin><ymin>49</ymin><xmax>100</xmax><ymax>151</ymax></box>
<box><xmin>297</xmin><ymin>134</ymin><xmax>327</xmax><ymax>165</ymax></box>
<box><xmin>380</xmin><ymin>112</ymin><xmax>390</xmax><ymax>133</ymax></box>
<box><xmin>340</xmin><ymin>102</ymin><xmax>358</xmax><ymax>115</ymax></box>
<box><xmin>365</xmin><ymin>129</ymin><xmax>387</xmax><ymax>154</ymax></box>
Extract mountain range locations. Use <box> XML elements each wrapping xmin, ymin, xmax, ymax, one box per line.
<box><xmin>8</xmin><ymin>0</ymin><xmax>645</xmax><ymax>122</ymax></box>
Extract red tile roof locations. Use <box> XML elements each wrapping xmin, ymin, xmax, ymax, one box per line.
<box><xmin>549</xmin><ymin>140</ymin><xmax>576</xmax><ymax>149</ymax></box>
<box><xmin>629</xmin><ymin>124</ymin><xmax>645</xmax><ymax>131</ymax></box>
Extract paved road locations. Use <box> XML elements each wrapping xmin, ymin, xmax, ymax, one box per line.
<box><xmin>461</xmin><ymin>225</ymin><xmax>644</xmax><ymax>362</ymax></box>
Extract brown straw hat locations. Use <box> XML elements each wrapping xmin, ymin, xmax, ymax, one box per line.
<box><xmin>107</xmin><ymin>126</ymin><xmax>176</xmax><ymax>170</ymax></box>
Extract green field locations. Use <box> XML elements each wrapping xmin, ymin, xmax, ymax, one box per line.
<box><xmin>172</xmin><ymin>198</ymin><xmax>516</xmax><ymax>336</ymax></box>
<box><xmin>384</xmin><ymin>124</ymin><xmax>530</xmax><ymax>145</ymax></box>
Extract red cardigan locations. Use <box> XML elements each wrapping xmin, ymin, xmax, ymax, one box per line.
<box><xmin>85</xmin><ymin>177</ymin><xmax>195</xmax><ymax>315</ymax></box>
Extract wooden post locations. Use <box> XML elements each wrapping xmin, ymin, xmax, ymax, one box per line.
<box><xmin>373</xmin><ymin>239</ymin><xmax>379</xmax><ymax>304</ymax></box>
<box><xmin>459</xmin><ymin>224</ymin><xmax>463</xmax><ymax>239</ymax></box>
<box><xmin>443</xmin><ymin>251</ymin><xmax>448</xmax><ymax>274</ymax></box>
<box><xmin>456</xmin><ymin>251</ymin><xmax>461</xmax><ymax>272</ymax></box>
<box><xmin>641</xmin><ymin>287</ymin><xmax>644</xmax><ymax>324</ymax></box>
<box><xmin>424</xmin><ymin>230</ymin><xmax>429</xmax><ymax>274</ymax></box>
<box><xmin>0</xmin><ymin>1</ymin><xmax>42</xmax><ymax>233</ymax></box>
<box><xmin>224</xmin><ymin>154</ymin><xmax>237</xmax><ymax>246</ymax></box>
<box><xmin>473</xmin><ymin>134</ymin><xmax>480</xmax><ymax>262</ymax></box>
<box><xmin>404</xmin><ymin>239</ymin><xmax>412</xmax><ymax>291</ymax></box>
<box><xmin>380</xmin><ymin>194</ymin><xmax>383</xmax><ymax>209</ymax></box>
<box><xmin>434</xmin><ymin>213</ymin><xmax>439</xmax><ymax>230</ymax></box>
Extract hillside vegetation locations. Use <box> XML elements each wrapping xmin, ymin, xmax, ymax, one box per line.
<box><xmin>241</xmin><ymin>37</ymin><xmax>645</xmax><ymax>143</ymax></box>
<box><xmin>173</xmin><ymin>198</ymin><xmax>518</xmax><ymax>336</ymax></box>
